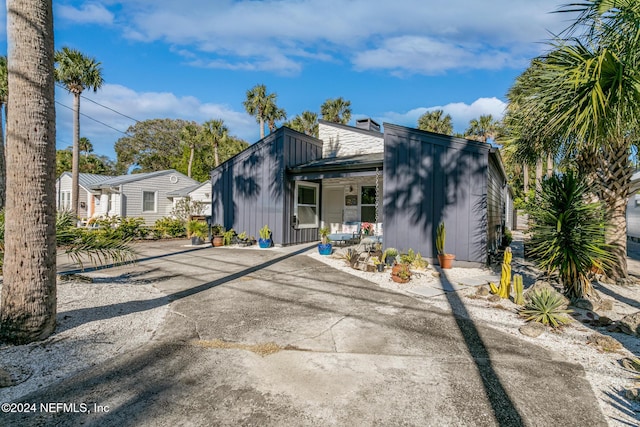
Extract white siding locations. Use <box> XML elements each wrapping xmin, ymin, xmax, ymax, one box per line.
<box><xmin>627</xmin><ymin>194</ymin><xmax>640</xmax><ymax>239</ymax></box>
<box><xmin>319</xmin><ymin>122</ymin><xmax>383</xmax><ymax>158</ymax></box>
<box><xmin>55</xmin><ymin>174</ymin><xmax>93</xmax><ymax>218</ymax></box>
<box><xmin>188</xmin><ymin>183</ymin><xmax>212</xmax><ymax>215</ymax></box>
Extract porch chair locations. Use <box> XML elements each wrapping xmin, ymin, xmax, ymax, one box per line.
<box><xmin>327</xmin><ymin>221</ymin><xmax>361</xmax><ymax>246</ymax></box>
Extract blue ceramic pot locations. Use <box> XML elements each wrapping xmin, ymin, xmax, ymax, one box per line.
<box><xmin>318</xmin><ymin>243</ymin><xmax>332</xmax><ymax>255</ymax></box>
<box><xmin>258</xmin><ymin>238</ymin><xmax>272</xmax><ymax>248</ymax></box>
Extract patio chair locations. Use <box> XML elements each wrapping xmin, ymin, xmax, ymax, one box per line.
<box><xmin>327</xmin><ymin>221</ymin><xmax>361</xmax><ymax>245</ymax></box>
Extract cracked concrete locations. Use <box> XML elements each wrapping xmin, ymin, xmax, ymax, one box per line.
<box><xmin>4</xmin><ymin>240</ymin><xmax>609</xmax><ymax>426</ymax></box>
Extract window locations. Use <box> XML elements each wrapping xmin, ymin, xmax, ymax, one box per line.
<box><xmin>143</xmin><ymin>191</ymin><xmax>156</xmax><ymax>212</ymax></box>
<box><xmin>361</xmin><ymin>186</ymin><xmax>377</xmax><ymax>223</ymax></box>
<box><xmin>295</xmin><ymin>182</ymin><xmax>319</xmax><ymax>228</ymax></box>
<box><xmin>59</xmin><ymin>191</ymin><xmax>71</xmax><ymax>210</ymax></box>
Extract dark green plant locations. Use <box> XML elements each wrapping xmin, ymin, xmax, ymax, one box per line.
<box><xmin>399</xmin><ymin>248</ymin><xmax>416</xmax><ymax>265</ymax></box>
<box><xmin>223</xmin><ymin>229</ymin><xmax>235</xmax><ymax>245</ymax></box>
<box><xmin>154</xmin><ymin>217</ymin><xmax>186</xmax><ymax>238</ymax></box>
<box><xmin>527</xmin><ymin>171</ymin><xmax>612</xmax><ymax>299</ymax></box>
<box><xmin>187</xmin><ymin>220</ymin><xmax>208</xmax><ymax>239</ymax></box>
<box><xmin>92</xmin><ymin>216</ymin><xmax>147</xmax><ymax>239</ymax></box>
<box><xmin>519</xmin><ymin>288</ymin><xmax>573</xmax><ymax>328</ymax></box>
<box><xmin>211</xmin><ymin>224</ymin><xmax>225</xmax><ymax>236</ymax></box>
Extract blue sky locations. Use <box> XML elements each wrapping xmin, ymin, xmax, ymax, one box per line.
<box><xmin>0</xmin><ymin>1</ymin><xmax>576</xmax><ymax>160</ymax></box>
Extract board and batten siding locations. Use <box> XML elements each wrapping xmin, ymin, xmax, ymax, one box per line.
<box><xmin>383</xmin><ymin>124</ymin><xmax>489</xmax><ymax>265</ymax></box>
<box><xmin>211</xmin><ymin>127</ymin><xmax>322</xmax><ymax>245</ymax></box>
<box><xmin>121</xmin><ymin>172</ymin><xmax>199</xmax><ymax>226</ymax></box>
<box><xmin>487</xmin><ymin>154</ymin><xmax>507</xmax><ymax>254</ymax></box>
<box><xmin>319</xmin><ymin>120</ymin><xmax>383</xmax><ymax>158</ymax></box>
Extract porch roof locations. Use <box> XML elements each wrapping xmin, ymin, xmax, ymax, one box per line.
<box><xmin>287</xmin><ymin>153</ymin><xmax>383</xmax><ymax>180</ymax></box>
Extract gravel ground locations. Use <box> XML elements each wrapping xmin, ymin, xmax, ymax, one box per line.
<box><xmin>307</xmin><ymin>249</ymin><xmax>640</xmax><ymax>426</ymax></box>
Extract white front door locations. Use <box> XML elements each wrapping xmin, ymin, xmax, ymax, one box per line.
<box><xmin>323</xmin><ymin>187</ymin><xmax>344</xmax><ymax>233</ymax></box>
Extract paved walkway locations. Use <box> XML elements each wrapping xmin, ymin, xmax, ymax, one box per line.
<box><xmin>7</xmin><ymin>240</ymin><xmax>607</xmax><ymax>426</ymax></box>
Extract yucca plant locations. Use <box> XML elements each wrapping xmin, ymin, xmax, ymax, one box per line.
<box><xmin>519</xmin><ymin>288</ymin><xmax>573</xmax><ymax>328</ymax></box>
<box><xmin>527</xmin><ymin>171</ymin><xmax>612</xmax><ymax>299</ymax></box>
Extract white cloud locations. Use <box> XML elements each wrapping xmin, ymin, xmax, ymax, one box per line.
<box><xmin>108</xmin><ymin>0</ymin><xmax>573</xmax><ymax>74</ymax></box>
<box><xmin>55</xmin><ymin>84</ymin><xmax>257</xmax><ymax>158</ymax></box>
<box><xmin>376</xmin><ymin>97</ymin><xmax>507</xmax><ymax>133</ymax></box>
<box><xmin>56</xmin><ymin>3</ymin><xmax>114</xmax><ymax>25</ymax></box>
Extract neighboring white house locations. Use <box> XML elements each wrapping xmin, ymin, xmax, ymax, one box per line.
<box><xmin>55</xmin><ymin>170</ymin><xmax>201</xmax><ymax>225</ymax></box>
<box><xmin>626</xmin><ymin>171</ymin><xmax>640</xmax><ymax>240</ymax></box>
<box><xmin>166</xmin><ymin>180</ymin><xmax>212</xmax><ymax>216</ymax></box>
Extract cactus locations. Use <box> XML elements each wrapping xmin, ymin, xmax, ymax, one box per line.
<box><xmin>436</xmin><ymin>222</ymin><xmax>446</xmax><ymax>255</ymax></box>
<box><xmin>499</xmin><ymin>247</ymin><xmax>512</xmax><ymax>299</ymax></box>
<box><xmin>513</xmin><ymin>274</ymin><xmax>524</xmax><ymax>305</ymax></box>
<box><xmin>489</xmin><ymin>282</ymin><xmax>499</xmax><ymax>294</ymax></box>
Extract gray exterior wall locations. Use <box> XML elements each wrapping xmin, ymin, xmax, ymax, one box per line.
<box><xmin>382</xmin><ymin>124</ymin><xmax>490</xmax><ymax>264</ymax></box>
<box><xmin>119</xmin><ymin>172</ymin><xmax>199</xmax><ymax>225</ymax></box>
<box><xmin>627</xmin><ymin>193</ymin><xmax>640</xmax><ymax>239</ymax></box>
<box><xmin>211</xmin><ymin>127</ymin><xmax>322</xmax><ymax>245</ymax></box>
<box><xmin>487</xmin><ymin>153</ymin><xmax>507</xmax><ymax>253</ymax></box>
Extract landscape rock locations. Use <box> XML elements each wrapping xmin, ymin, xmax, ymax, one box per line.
<box><xmin>624</xmin><ymin>388</ymin><xmax>640</xmax><ymax>402</ymax></box>
<box><xmin>476</xmin><ymin>286</ymin><xmax>489</xmax><ymax>296</ymax></box>
<box><xmin>595</xmin><ymin>316</ymin><xmax>613</xmax><ymax>327</ymax></box>
<box><xmin>572</xmin><ymin>298</ymin><xmax>595</xmax><ymax>311</ymax></box>
<box><xmin>487</xmin><ymin>294</ymin><xmax>501</xmax><ymax>303</ymax></box>
<box><xmin>618</xmin><ymin>312</ymin><xmax>640</xmax><ymax>337</ymax></box>
<box><xmin>431</xmin><ymin>271</ymin><xmax>441</xmax><ymax>278</ymax></box>
<box><xmin>586</xmin><ymin>333</ymin><xmax>623</xmax><ymax>352</ymax></box>
<box><xmin>519</xmin><ymin>322</ymin><xmax>546</xmax><ymax>338</ymax></box>
<box><xmin>0</xmin><ymin>368</ymin><xmax>13</xmax><ymax>387</ymax></box>
<box><xmin>596</xmin><ymin>299</ymin><xmax>614</xmax><ymax>312</ymax></box>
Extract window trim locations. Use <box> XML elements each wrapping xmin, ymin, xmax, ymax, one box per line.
<box><xmin>294</xmin><ymin>181</ymin><xmax>319</xmax><ymax>229</ymax></box>
<box><xmin>142</xmin><ymin>190</ymin><xmax>157</xmax><ymax>213</ymax></box>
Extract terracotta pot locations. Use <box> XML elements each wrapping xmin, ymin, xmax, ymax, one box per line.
<box><xmin>391</xmin><ymin>274</ymin><xmax>410</xmax><ymax>284</ymax></box>
<box><xmin>437</xmin><ymin>254</ymin><xmax>455</xmax><ymax>269</ymax></box>
<box><xmin>212</xmin><ymin>236</ymin><xmax>224</xmax><ymax>247</ymax></box>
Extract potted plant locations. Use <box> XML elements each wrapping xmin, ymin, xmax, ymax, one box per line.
<box><xmin>436</xmin><ymin>222</ymin><xmax>455</xmax><ymax>269</ymax></box>
<box><xmin>391</xmin><ymin>263</ymin><xmax>411</xmax><ymax>283</ymax></box>
<box><xmin>258</xmin><ymin>224</ymin><xmax>272</xmax><ymax>248</ymax></box>
<box><xmin>372</xmin><ymin>256</ymin><xmax>384</xmax><ymax>272</ymax></box>
<box><xmin>187</xmin><ymin>220</ymin><xmax>208</xmax><ymax>245</ymax></box>
<box><xmin>382</xmin><ymin>247</ymin><xmax>398</xmax><ymax>266</ymax></box>
<box><xmin>211</xmin><ymin>224</ymin><xmax>225</xmax><ymax>247</ymax></box>
<box><xmin>318</xmin><ymin>227</ymin><xmax>332</xmax><ymax>255</ymax></box>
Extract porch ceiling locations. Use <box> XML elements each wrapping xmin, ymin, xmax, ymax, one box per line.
<box><xmin>288</xmin><ymin>153</ymin><xmax>383</xmax><ymax>181</ymax></box>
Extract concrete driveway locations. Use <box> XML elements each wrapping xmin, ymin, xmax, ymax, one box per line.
<box><xmin>9</xmin><ymin>241</ymin><xmax>606</xmax><ymax>426</ymax></box>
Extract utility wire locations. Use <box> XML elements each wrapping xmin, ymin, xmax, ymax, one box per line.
<box><xmin>55</xmin><ymin>101</ymin><xmax>130</xmax><ymax>136</ymax></box>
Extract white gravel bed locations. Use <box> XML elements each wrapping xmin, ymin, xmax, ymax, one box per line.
<box><xmin>0</xmin><ymin>279</ymin><xmax>168</xmax><ymax>403</ymax></box>
<box><xmin>308</xmin><ymin>250</ymin><xmax>640</xmax><ymax>426</ymax></box>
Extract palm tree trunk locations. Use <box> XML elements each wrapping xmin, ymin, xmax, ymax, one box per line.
<box><xmin>535</xmin><ymin>157</ymin><xmax>543</xmax><ymax>193</ymax></box>
<box><xmin>214</xmin><ymin>143</ymin><xmax>219</xmax><ymax>167</ymax></box>
<box><xmin>0</xmin><ymin>103</ymin><xmax>6</xmax><ymax>209</ymax></box>
<box><xmin>71</xmin><ymin>91</ymin><xmax>81</xmax><ymax>217</ymax></box>
<box><xmin>0</xmin><ymin>0</ymin><xmax>57</xmax><ymax>344</ymax></box>
<box><xmin>259</xmin><ymin>117</ymin><xmax>265</xmax><ymax>139</ymax></box>
<box><xmin>523</xmin><ymin>163</ymin><xmax>529</xmax><ymax>199</ymax></box>
<box><xmin>187</xmin><ymin>146</ymin><xmax>194</xmax><ymax>178</ymax></box>
<box><xmin>546</xmin><ymin>152</ymin><xmax>553</xmax><ymax>178</ymax></box>
<box><xmin>596</xmin><ymin>141</ymin><xmax>633</xmax><ymax>281</ymax></box>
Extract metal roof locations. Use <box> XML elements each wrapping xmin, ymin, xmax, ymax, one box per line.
<box><xmin>89</xmin><ymin>169</ymin><xmax>178</xmax><ymax>189</ymax></box>
<box><xmin>59</xmin><ymin>172</ymin><xmax>114</xmax><ymax>193</ymax></box>
<box><xmin>166</xmin><ymin>180</ymin><xmax>210</xmax><ymax>197</ymax></box>
<box><xmin>288</xmin><ymin>152</ymin><xmax>383</xmax><ymax>174</ymax></box>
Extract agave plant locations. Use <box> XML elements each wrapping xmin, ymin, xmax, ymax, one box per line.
<box><xmin>519</xmin><ymin>289</ymin><xmax>572</xmax><ymax>328</ymax></box>
<box><xmin>527</xmin><ymin>171</ymin><xmax>612</xmax><ymax>299</ymax></box>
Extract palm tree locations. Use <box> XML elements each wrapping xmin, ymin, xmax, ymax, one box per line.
<box><xmin>320</xmin><ymin>97</ymin><xmax>351</xmax><ymax>124</ymax></box>
<box><xmin>509</xmin><ymin>1</ymin><xmax>640</xmax><ymax>280</ymax></box>
<box><xmin>0</xmin><ymin>0</ymin><xmax>57</xmax><ymax>344</ymax></box>
<box><xmin>0</xmin><ymin>56</ymin><xmax>7</xmax><ymax>209</ymax></box>
<box><xmin>243</xmin><ymin>84</ymin><xmax>276</xmax><ymax>139</ymax></box>
<box><xmin>54</xmin><ymin>47</ymin><xmax>104</xmax><ymax>217</ymax></box>
<box><xmin>264</xmin><ymin>102</ymin><xmax>287</xmax><ymax>134</ymax></box>
<box><xmin>180</xmin><ymin>123</ymin><xmax>201</xmax><ymax>178</ymax></box>
<box><xmin>465</xmin><ymin>114</ymin><xmax>500</xmax><ymax>143</ymax></box>
<box><xmin>417</xmin><ymin>109</ymin><xmax>453</xmax><ymax>135</ymax></box>
<box><xmin>79</xmin><ymin>136</ymin><xmax>93</xmax><ymax>159</ymax></box>
<box><xmin>285</xmin><ymin>110</ymin><xmax>319</xmax><ymax>137</ymax></box>
<box><xmin>202</xmin><ymin>119</ymin><xmax>228</xmax><ymax>167</ymax></box>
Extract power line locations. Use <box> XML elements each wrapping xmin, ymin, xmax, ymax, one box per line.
<box><xmin>55</xmin><ymin>101</ymin><xmax>130</xmax><ymax>136</ymax></box>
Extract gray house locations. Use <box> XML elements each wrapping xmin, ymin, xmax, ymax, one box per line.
<box><xmin>210</xmin><ymin>120</ymin><xmax>510</xmax><ymax>265</ymax></box>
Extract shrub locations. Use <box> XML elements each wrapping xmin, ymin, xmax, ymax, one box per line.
<box><xmin>527</xmin><ymin>171</ymin><xmax>612</xmax><ymax>299</ymax></box>
<box><xmin>519</xmin><ymin>288</ymin><xmax>572</xmax><ymax>328</ymax></box>
<box><xmin>399</xmin><ymin>249</ymin><xmax>416</xmax><ymax>265</ymax></box>
<box><xmin>91</xmin><ymin>216</ymin><xmax>148</xmax><ymax>239</ymax></box>
<box><xmin>154</xmin><ymin>217</ymin><xmax>186</xmax><ymax>238</ymax></box>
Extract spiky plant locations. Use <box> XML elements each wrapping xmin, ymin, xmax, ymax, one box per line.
<box><xmin>527</xmin><ymin>171</ymin><xmax>612</xmax><ymax>299</ymax></box>
<box><xmin>519</xmin><ymin>288</ymin><xmax>572</xmax><ymax>328</ymax></box>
